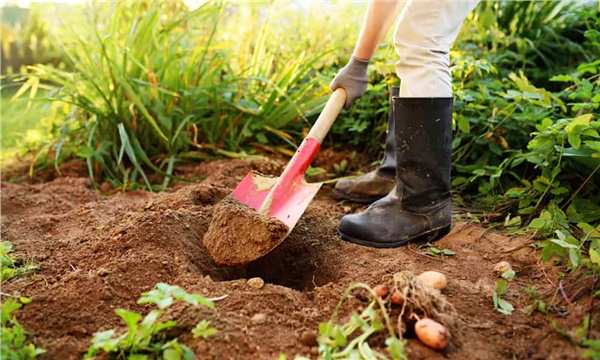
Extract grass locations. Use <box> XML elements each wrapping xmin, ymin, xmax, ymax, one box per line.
<box><xmin>0</xmin><ymin>89</ymin><xmax>51</xmax><ymax>160</ymax></box>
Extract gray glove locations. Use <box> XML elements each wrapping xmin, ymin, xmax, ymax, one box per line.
<box><xmin>329</xmin><ymin>56</ymin><xmax>370</xmax><ymax>110</ymax></box>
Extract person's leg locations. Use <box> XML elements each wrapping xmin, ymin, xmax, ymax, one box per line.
<box><xmin>394</xmin><ymin>0</ymin><xmax>480</xmax><ymax>98</ymax></box>
<box><xmin>338</xmin><ymin>0</ymin><xmax>480</xmax><ymax>247</ymax></box>
<box><xmin>333</xmin><ymin>86</ymin><xmax>398</xmax><ymax>204</ymax></box>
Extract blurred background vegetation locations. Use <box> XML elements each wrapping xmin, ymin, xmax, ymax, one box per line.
<box><xmin>1</xmin><ymin>0</ymin><xmax>600</xmax><ymax>270</ymax></box>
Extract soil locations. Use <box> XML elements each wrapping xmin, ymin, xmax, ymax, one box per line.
<box><xmin>1</xmin><ymin>153</ymin><xmax>597</xmax><ymax>360</ymax></box>
<box><xmin>203</xmin><ymin>195</ymin><xmax>289</xmax><ymax>266</ymax></box>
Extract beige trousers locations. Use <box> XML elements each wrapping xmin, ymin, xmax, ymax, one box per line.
<box><xmin>393</xmin><ymin>0</ymin><xmax>480</xmax><ymax>97</ymax></box>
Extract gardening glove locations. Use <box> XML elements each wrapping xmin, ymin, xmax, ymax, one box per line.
<box><xmin>329</xmin><ymin>56</ymin><xmax>370</xmax><ymax>110</ymax></box>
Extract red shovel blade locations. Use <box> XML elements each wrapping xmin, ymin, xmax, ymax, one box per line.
<box><xmin>232</xmin><ymin>137</ymin><xmax>322</xmax><ymax>232</ymax></box>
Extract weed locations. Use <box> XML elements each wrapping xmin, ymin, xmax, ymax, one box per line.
<box><xmin>492</xmin><ymin>279</ymin><xmax>515</xmax><ymax>316</ymax></box>
<box><xmin>419</xmin><ymin>244</ymin><xmax>456</xmax><ymax>258</ymax></box>
<box><xmin>1</xmin><ymin>296</ymin><xmax>46</xmax><ymax>359</ymax></box>
<box><xmin>85</xmin><ymin>283</ymin><xmax>216</xmax><ymax>360</ymax></box>
<box><xmin>316</xmin><ymin>283</ymin><xmax>407</xmax><ymax>360</ymax></box>
<box><xmin>1</xmin><ymin>241</ymin><xmax>38</xmax><ymax>283</ymax></box>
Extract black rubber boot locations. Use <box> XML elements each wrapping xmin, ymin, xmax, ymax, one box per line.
<box><xmin>338</xmin><ymin>97</ymin><xmax>453</xmax><ymax>248</ymax></box>
<box><xmin>332</xmin><ymin>87</ymin><xmax>399</xmax><ymax>203</ymax></box>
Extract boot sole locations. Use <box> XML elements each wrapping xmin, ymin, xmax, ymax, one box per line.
<box><xmin>338</xmin><ymin>224</ymin><xmax>451</xmax><ymax>249</ymax></box>
<box><xmin>332</xmin><ymin>189</ymin><xmax>385</xmax><ymax>204</ymax></box>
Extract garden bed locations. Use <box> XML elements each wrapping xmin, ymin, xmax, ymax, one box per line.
<box><xmin>1</xmin><ymin>156</ymin><xmax>593</xmax><ymax>359</ymax></box>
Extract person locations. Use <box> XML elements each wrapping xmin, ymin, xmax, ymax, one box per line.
<box><xmin>330</xmin><ymin>0</ymin><xmax>480</xmax><ymax>248</ymax></box>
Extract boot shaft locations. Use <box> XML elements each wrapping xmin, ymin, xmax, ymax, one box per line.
<box><xmin>393</xmin><ymin>97</ymin><xmax>453</xmax><ymax>211</ymax></box>
<box><xmin>376</xmin><ymin>86</ymin><xmax>400</xmax><ymax>178</ymax></box>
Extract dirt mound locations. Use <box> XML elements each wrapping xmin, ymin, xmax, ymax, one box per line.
<box><xmin>203</xmin><ymin>195</ymin><xmax>290</xmax><ymax>266</ymax></box>
<box><xmin>1</xmin><ymin>158</ymin><xmax>590</xmax><ymax>360</ymax></box>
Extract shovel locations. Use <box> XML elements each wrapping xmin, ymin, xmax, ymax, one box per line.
<box><xmin>232</xmin><ymin>88</ymin><xmax>346</xmax><ymax>233</ymax></box>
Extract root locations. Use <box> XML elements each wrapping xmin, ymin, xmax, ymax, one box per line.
<box><xmin>393</xmin><ymin>271</ymin><xmax>462</xmax><ymax>347</ymax></box>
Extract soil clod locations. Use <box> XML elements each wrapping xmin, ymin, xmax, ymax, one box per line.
<box><xmin>203</xmin><ymin>195</ymin><xmax>289</xmax><ymax>266</ymax></box>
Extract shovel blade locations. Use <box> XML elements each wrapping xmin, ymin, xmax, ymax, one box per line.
<box><xmin>232</xmin><ymin>171</ymin><xmax>322</xmax><ymax>232</ymax></box>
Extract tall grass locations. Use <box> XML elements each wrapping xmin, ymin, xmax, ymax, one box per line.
<box><xmin>13</xmin><ymin>0</ymin><xmax>355</xmax><ymax>189</ymax></box>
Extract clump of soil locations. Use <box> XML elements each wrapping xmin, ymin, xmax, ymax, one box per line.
<box><xmin>203</xmin><ymin>195</ymin><xmax>289</xmax><ymax>266</ymax></box>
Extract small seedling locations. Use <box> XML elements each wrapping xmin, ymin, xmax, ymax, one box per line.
<box><xmin>523</xmin><ymin>287</ymin><xmax>547</xmax><ymax>315</ymax></box>
<box><xmin>85</xmin><ymin>283</ymin><xmax>216</xmax><ymax>360</ymax></box>
<box><xmin>419</xmin><ymin>244</ymin><xmax>456</xmax><ymax>258</ymax></box>
<box><xmin>192</xmin><ymin>320</ymin><xmax>218</xmax><ymax>340</ymax></box>
<box><xmin>492</xmin><ymin>279</ymin><xmax>515</xmax><ymax>315</ymax></box>
<box><xmin>1</xmin><ymin>296</ymin><xmax>46</xmax><ymax>359</ymax></box>
<box><xmin>316</xmin><ymin>283</ymin><xmax>407</xmax><ymax>360</ymax></box>
<box><xmin>1</xmin><ymin>241</ymin><xmax>38</xmax><ymax>283</ymax></box>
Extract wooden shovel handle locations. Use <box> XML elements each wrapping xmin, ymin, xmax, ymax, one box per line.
<box><xmin>306</xmin><ymin>88</ymin><xmax>346</xmax><ymax>143</ymax></box>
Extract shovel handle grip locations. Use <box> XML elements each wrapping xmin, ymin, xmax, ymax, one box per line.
<box><xmin>306</xmin><ymin>88</ymin><xmax>346</xmax><ymax>143</ymax></box>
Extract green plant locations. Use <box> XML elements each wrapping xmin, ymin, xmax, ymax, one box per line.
<box><xmin>317</xmin><ymin>283</ymin><xmax>407</xmax><ymax>360</ymax></box>
<box><xmin>492</xmin><ymin>279</ymin><xmax>515</xmax><ymax>315</ymax></box>
<box><xmin>554</xmin><ymin>310</ymin><xmax>600</xmax><ymax>359</ymax></box>
<box><xmin>1</xmin><ymin>296</ymin><xmax>46</xmax><ymax>359</ymax></box>
<box><xmin>85</xmin><ymin>283</ymin><xmax>216</xmax><ymax>360</ymax></box>
<box><xmin>1</xmin><ymin>241</ymin><xmax>38</xmax><ymax>283</ymax></box>
<box><xmin>418</xmin><ymin>244</ymin><xmax>456</xmax><ymax>258</ymax></box>
<box><xmin>471</xmin><ymin>1</ymin><xmax>598</xmax><ymax>87</ymax></box>
<box><xmin>191</xmin><ymin>320</ymin><xmax>217</xmax><ymax>340</ymax></box>
<box><xmin>523</xmin><ymin>287</ymin><xmax>548</xmax><ymax>315</ymax></box>
<box><xmin>11</xmin><ymin>0</ymin><xmax>342</xmax><ymax>190</ymax></box>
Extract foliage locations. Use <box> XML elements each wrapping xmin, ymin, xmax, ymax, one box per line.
<box><xmin>1</xmin><ymin>241</ymin><xmax>38</xmax><ymax>283</ymax></box>
<box><xmin>492</xmin><ymin>279</ymin><xmax>515</xmax><ymax>316</ymax></box>
<box><xmin>449</xmin><ymin>4</ymin><xmax>600</xmax><ymax>273</ymax></box>
<box><xmin>554</xmin><ymin>308</ymin><xmax>600</xmax><ymax>359</ymax></box>
<box><xmin>10</xmin><ymin>0</ymin><xmax>341</xmax><ymax>190</ymax></box>
<box><xmin>1</xmin><ymin>296</ymin><xmax>46</xmax><ymax>359</ymax></box>
<box><xmin>317</xmin><ymin>283</ymin><xmax>407</xmax><ymax>360</ymax></box>
<box><xmin>471</xmin><ymin>1</ymin><xmax>598</xmax><ymax>87</ymax></box>
<box><xmin>85</xmin><ymin>283</ymin><xmax>216</xmax><ymax>360</ymax></box>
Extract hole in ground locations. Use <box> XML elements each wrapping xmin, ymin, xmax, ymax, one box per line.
<box><xmin>207</xmin><ymin>210</ymin><xmax>343</xmax><ymax>291</ymax></box>
<box><xmin>113</xmin><ymin>186</ymin><xmax>343</xmax><ymax>292</ymax></box>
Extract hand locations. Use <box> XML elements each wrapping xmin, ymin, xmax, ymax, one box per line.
<box><xmin>329</xmin><ymin>56</ymin><xmax>370</xmax><ymax>110</ymax></box>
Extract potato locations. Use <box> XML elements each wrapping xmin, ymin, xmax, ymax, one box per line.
<box><xmin>416</xmin><ymin>271</ymin><xmax>448</xmax><ymax>290</ymax></box>
<box><xmin>414</xmin><ymin>318</ymin><xmax>450</xmax><ymax>350</ymax></box>
<box><xmin>493</xmin><ymin>261</ymin><xmax>512</xmax><ymax>276</ymax></box>
<box><xmin>390</xmin><ymin>289</ymin><xmax>404</xmax><ymax>305</ymax></box>
<box><xmin>373</xmin><ymin>284</ymin><xmax>389</xmax><ymax>298</ymax></box>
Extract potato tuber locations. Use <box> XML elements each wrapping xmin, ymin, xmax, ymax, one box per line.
<box><xmin>416</xmin><ymin>271</ymin><xmax>448</xmax><ymax>290</ymax></box>
<box><xmin>373</xmin><ymin>284</ymin><xmax>389</xmax><ymax>298</ymax></box>
<box><xmin>415</xmin><ymin>318</ymin><xmax>450</xmax><ymax>350</ymax></box>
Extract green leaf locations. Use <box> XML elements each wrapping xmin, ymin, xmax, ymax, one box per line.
<box><xmin>529</xmin><ymin>218</ymin><xmax>547</xmax><ymax>229</ymax></box>
<box><xmin>497</xmin><ymin>298</ymin><xmax>514</xmax><ymax>315</ymax></box>
<box><xmin>333</xmin><ymin>326</ymin><xmax>347</xmax><ymax>347</ymax></box>
<box><xmin>116</xmin><ymin>309</ymin><xmax>142</xmax><ymax>332</ymax></box>
<box><xmin>568</xmin><ymin>132</ymin><xmax>581</xmax><ymax>149</ymax></box>
<box><xmin>1</xmin><ymin>298</ymin><xmax>22</xmax><ymax>324</ymax></box>
<box><xmin>549</xmin><ymin>239</ymin><xmax>579</xmax><ymax>250</ymax></box>
<box><xmin>568</xmin><ymin>248</ymin><xmax>580</xmax><ymax>268</ymax></box>
<box><xmin>163</xmin><ymin>348</ymin><xmax>182</xmax><ymax>360</ymax></box>
<box><xmin>458</xmin><ymin>116</ymin><xmax>470</xmax><ymax>134</ymax></box>
<box><xmin>76</xmin><ymin>146</ymin><xmax>95</xmax><ymax>159</ymax></box>
<box><xmin>385</xmin><ymin>337</ymin><xmax>406</xmax><ymax>360</ymax></box>
<box><xmin>589</xmin><ymin>247</ymin><xmax>600</xmax><ymax>267</ymax></box>
<box><xmin>565</xmin><ymin>114</ymin><xmax>593</xmax><ymax>133</ymax></box>
<box><xmin>502</xmin><ymin>269</ymin><xmax>516</xmax><ymax>281</ymax></box>
<box><xmin>192</xmin><ymin>320</ymin><xmax>218</xmax><ymax>339</ymax></box>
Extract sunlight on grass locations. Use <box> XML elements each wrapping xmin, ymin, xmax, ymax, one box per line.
<box><xmin>0</xmin><ymin>91</ymin><xmax>50</xmax><ymax>160</ymax></box>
